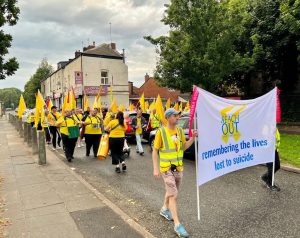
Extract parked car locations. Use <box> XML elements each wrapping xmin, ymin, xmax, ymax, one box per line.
<box><xmin>149</xmin><ymin>114</ymin><xmax>195</xmax><ymax>159</ymax></box>
<box><xmin>124</xmin><ymin>111</ymin><xmax>152</xmax><ymax>142</ymax></box>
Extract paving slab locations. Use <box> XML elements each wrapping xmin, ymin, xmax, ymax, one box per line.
<box><xmin>22</xmin><ymin>190</ymin><xmax>63</xmax><ymax>210</ymax></box>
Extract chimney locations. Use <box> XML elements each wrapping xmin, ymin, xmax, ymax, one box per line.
<box><xmin>93</xmin><ymin>41</ymin><xmax>95</xmax><ymax>46</ymax></box>
<box><xmin>122</xmin><ymin>49</ymin><xmax>125</xmax><ymax>63</ymax></box>
<box><xmin>75</xmin><ymin>50</ymin><xmax>81</xmax><ymax>58</ymax></box>
<box><xmin>145</xmin><ymin>73</ymin><xmax>150</xmax><ymax>82</ymax></box>
<box><xmin>110</xmin><ymin>42</ymin><xmax>116</xmax><ymax>50</ymax></box>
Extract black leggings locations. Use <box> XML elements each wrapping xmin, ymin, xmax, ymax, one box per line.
<box><xmin>61</xmin><ymin>134</ymin><xmax>77</xmax><ymax>160</ymax></box>
<box><xmin>263</xmin><ymin>150</ymin><xmax>280</xmax><ymax>185</ymax></box>
<box><xmin>50</xmin><ymin>126</ymin><xmax>61</xmax><ymax>148</ymax></box>
<box><xmin>109</xmin><ymin>137</ymin><xmax>124</xmax><ymax>165</ymax></box>
<box><xmin>85</xmin><ymin>134</ymin><xmax>101</xmax><ymax>157</ymax></box>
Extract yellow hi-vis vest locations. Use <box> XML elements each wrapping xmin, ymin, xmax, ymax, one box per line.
<box><xmin>159</xmin><ymin>126</ymin><xmax>184</xmax><ymax>169</ymax></box>
<box><xmin>276</xmin><ymin>129</ymin><xmax>280</xmax><ymax>151</ymax></box>
<box><xmin>150</xmin><ymin>113</ymin><xmax>160</xmax><ymax>128</ymax></box>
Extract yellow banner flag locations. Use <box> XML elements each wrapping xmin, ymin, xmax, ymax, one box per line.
<box><xmin>145</xmin><ymin>101</ymin><xmax>149</xmax><ymax>111</ymax></box>
<box><xmin>179</xmin><ymin>102</ymin><xmax>183</xmax><ymax>112</ymax></box>
<box><xmin>173</xmin><ymin>102</ymin><xmax>179</xmax><ymax>111</ymax></box>
<box><xmin>165</xmin><ymin>98</ymin><xmax>171</xmax><ymax>109</ymax></box>
<box><xmin>149</xmin><ymin>101</ymin><xmax>155</xmax><ymax>111</ymax></box>
<box><xmin>70</xmin><ymin>87</ymin><xmax>76</xmax><ymax>110</ymax></box>
<box><xmin>110</xmin><ymin>99</ymin><xmax>118</xmax><ymax>113</ymax></box>
<box><xmin>17</xmin><ymin>94</ymin><xmax>26</xmax><ymax>118</ymax></box>
<box><xmin>139</xmin><ymin>93</ymin><xmax>145</xmax><ymax>112</ymax></box>
<box><xmin>184</xmin><ymin>101</ymin><xmax>190</xmax><ymax>112</ymax></box>
<box><xmin>35</xmin><ymin>90</ymin><xmax>45</xmax><ymax>127</ymax></box>
<box><xmin>129</xmin><ymin>103</ymin><xmax>134</xmax><ymax>111</ymax></box>
<box><xmin>47</xmin><ymin>98</ymin><xmax>53</xmax><ymax>111</ymax></box>
<box><xmin>118</xmin><ymin>104</ymin><xmax>125</xmax><ymax>112</ymax></box>
<box><xmin>155</xmin><ymin>94</ymin><xmax>167</xmax><ymax>126</ymax></box>
<box><xmin>83</xmin><ymin>94</ymin><xmax>89</xmax><ymax>111</ymax></box>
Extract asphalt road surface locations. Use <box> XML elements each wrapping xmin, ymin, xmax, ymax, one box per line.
<box><xmin>55</xmin><ymin>141</ymin><xmax>300</xmax><ymax>238</ymax></box>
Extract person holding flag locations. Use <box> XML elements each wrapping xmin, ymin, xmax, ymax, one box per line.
<box><xmin>74</xmin><ymin>108</ymin><xmax>84</xmax><ymax>147</ymax></box>
<box><xmin>152</xmin><ymin>108</ymin><xmax>197</xmax><ymax>238</ymax></box>
<box><xmin>131</xmin><ymin>107</ymin><xmax>146</xmax><ymax>155</ymax></box>
<box><xmin>41</xmin><ymin>109</ymin><xmax>51</xmax><ymax>144</ymax></box>
<box><xmin>56</xmin><ymin>108</ymin><xmax>81</xmax><ymax>162</ymax></box>
<box><xmin>150</xmin><ymin>108</ymin><xmax>160</xmax><ymax>130</ymax></box>
<box><xmin>48</xmin><ymin>106</ymin><xmax>62</xmax><ymax>150</ymax></box>
<box><xmin>82</xmin><ymin>108</ymin><xmax>103</xmax><ymax>157</ymax></box>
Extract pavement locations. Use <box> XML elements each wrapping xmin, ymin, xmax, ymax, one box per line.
<box><xmin>0</xmin><ymin>118</ymin><xmax>152</xmax><ymax>238</ymax></box>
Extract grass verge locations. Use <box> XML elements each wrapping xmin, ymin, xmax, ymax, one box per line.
<box><xmin>280</xmin><ymin>134</ymin><xmax>300</xmax><ymax>168</ymax></box>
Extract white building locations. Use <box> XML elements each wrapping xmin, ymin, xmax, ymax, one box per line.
<box><xmin>41</xmin><ymin>42</ymin><xmax>129</xmax><ymax>109</ymax></box>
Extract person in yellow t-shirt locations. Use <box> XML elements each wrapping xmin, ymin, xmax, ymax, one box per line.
<box><xmin>106</xmin><ymin>111</ymin><xmax>127</xmax><ymax>173</ymax></box>
<box><xmin>152</xmin><ymin>108</ymin><xmax>197</xmax><ymax>238</ymax></box>
<box><xmin>55</xmin><ymin>109</ymin><xmax>80</xmax><ymax>162</ymax></box>
<box><xmin>83</xmin><ymin>109</ymin><xmax>103</xmax><ymax>158</ymax></box>
<box><xmin>47</xmin><ymin>106</ymin><xmax>62</xmax><ymax>150</ymax></box>
<box><xmin>41</xmin><ymin>110</ymin><xmax>51</xmax><ymax>144</ymax></box>
<box><xmin>131</xmin><ymin>108</ymin><xmax>146</xmax><ymax>155</ymax></box>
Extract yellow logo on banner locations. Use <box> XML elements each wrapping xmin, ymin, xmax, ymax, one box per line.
<box><xmin>220</xmin><ymin>105</ymin><xmax>246</xmax><ymax>143</ymax></box>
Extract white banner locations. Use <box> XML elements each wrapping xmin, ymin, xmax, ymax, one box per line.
<box><xmin>196</xmin><ymin>87</ymin><xmax>277</xmax><ymax>186</ymax></box>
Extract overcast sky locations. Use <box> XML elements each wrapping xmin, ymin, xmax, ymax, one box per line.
<box><xmin>0</xmin><ymin>0</ymin><xmax>169</xmax><ymax>91</ymax></box>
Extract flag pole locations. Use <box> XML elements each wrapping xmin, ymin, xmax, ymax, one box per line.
<box><xmin>193</xmin><ymin>110</ymin><xmax>200</xmax><ymax>221</ymax></box>
<box><xmin>271</xmin><ymin>133</ymin><xmax>276</xmax><ymax>187</ymax></box>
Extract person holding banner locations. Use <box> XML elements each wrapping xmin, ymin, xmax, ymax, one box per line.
<box><xmin>106</xmin><ymin>111</ymin><xmax>127</xmax><ymax>173</ymax></box>
<box><xmin>56</xmin><ymin>109</ymin><xmax>80</xmax><ymax>162</ymax></box>
<box><xmin>152</xmin><ymin>108</ymin><xmax>197</xmax><ymax>238</ymax></box>
<box><xmin>83</xmin><ymin>109</ymin><xmax>103</xmax><ymax>158</ymax></box>
<box><xmin>261</xmin><ymin>129</ymin><xmax>281</xmax><ymax>191</ymax></box>
<box><xmin>131</xmin><ymin>108</ymin><xmax>146</xmax><ymax>155</ymax></box>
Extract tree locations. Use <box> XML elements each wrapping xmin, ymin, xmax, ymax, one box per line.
<box><xmin>0</xmin><ymin>0</ymin><xmax>20</xmax><ymax>80</ymax></box>
<box><xmin>23</xmin><ymin>59</ymin><xmax>53</xmax><ymax>108</ymax></box>
<box><xmin>0</xmin><ymin>87</ymin><xmax>22</xmax><ymax>108</ymax></box>
<box><xmin>145</xmin><ymin>0</ymin><xmax>252</xmax><ymax>93</ymax></box>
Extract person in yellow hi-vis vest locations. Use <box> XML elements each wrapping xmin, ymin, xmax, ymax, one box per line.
<box><xmin>261</xmin><ymin>128</ymin><xmax>281</xmax><ymax>191</ymax></box>
<box><xmin>56</xmin><ymin>109</ymin><xmax>81</xmax><ymax>162</ymax></box>
<box><xmin>26</xmin><ymin>112</ymin><xmax>35</xmax><ymax>127</ymax></box>
<box><xmin>83</xmin><ymin>109</ymin><xmax>103</xmax><ymax>158</ymax></box>
<box><xmin>150</xmin><ymin>108</ymin><xmax>160</xmax><ymax>130</ymax></box>
<box><xmin>73</xmin><ymin>108</ymin><xmax>83</xmax><ymax>147</ymax></box>
<box><xmin>152</xmin><ymin>108</ymin><xmax>197</xmax><ymax>238</ymax></box>
<box><xmin>41</xmin><ymin>110</ymin><xmax>51</xmax><ymax>144</ymax></box>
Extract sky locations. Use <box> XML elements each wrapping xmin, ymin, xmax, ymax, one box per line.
<box><xmin>0</xmin><ymin>0</ymin><xmax>169</xmax><ymax>91</ymax></box>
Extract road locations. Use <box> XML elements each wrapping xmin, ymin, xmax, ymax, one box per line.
<box><xmin>54</xmin><ymin>141</ymin><xmax>300</xmax><ymax>238</ymax></box>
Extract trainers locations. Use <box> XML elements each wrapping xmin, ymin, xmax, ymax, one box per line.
<box><xmin>270</xmin><ymin>185</ymin><xmax>281</xmax><ymax>192</ymax></box>
<box><xmin>115</xmin><ymin>167</ymin><xmax>121</xmax><ymax>173</ymax></box>
<box><xmin>260</xmin><ymin>176</ymin><xmax>271</xmax><ymax>188</ymax></box>
<box><xmin>160</xmin><ymin>208</ymin><xmax>173</xmax><ymax>221</ymax></box>
<box><xmin>122</xmin><ymin>163</ymin><xmax>127</xmax><ymax>171</ymax></box>
<box><xmin>139</xmin><ymin>152</ymin><xmax>144</xmax><ymax>156</ymax></box>
<box><xmin>52</xmin><ymin>147</ymin><xmax>56</xmax><ymax>151</ymax></box>
<box><xmin>77</xmin><ymin>144</ymin><xmax>81</xmax><ymax>148</ymax></box>
<box><xmin>174</xmin><ymin>224</ymin><xmax>189</xmax><ymax>238</ymax></box>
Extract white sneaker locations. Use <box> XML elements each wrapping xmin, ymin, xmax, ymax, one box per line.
<box><xmin>52</xmin><ymin>147</ymin><xmax>56</xmax><ymax>151</ymax></box>
<box><xmin>77</xmin><ymin>144</ymin><xmax>81</xmax><ymax>148</ymax></box>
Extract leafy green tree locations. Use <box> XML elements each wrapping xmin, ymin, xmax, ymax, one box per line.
<box><xmin>0</xmin><ymin>87</ymin><xmax>22</xmax><ymax>108</ymax></box>
<box><xmin>23</xmin><ymin>59</ymin><xmax>53</xmax><ymax>108</ymax></box>
<box><xmin>0</xmin><ymin>0</ymin><xmax>20</xmax><ymax>80</ymax></box>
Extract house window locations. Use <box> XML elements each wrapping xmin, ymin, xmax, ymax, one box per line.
<box><xmin>101</xmin><ymin>71</ymin><xmax>109</xmax><ymax>85</ymax></box>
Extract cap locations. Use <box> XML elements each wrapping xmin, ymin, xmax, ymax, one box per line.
<box><xmin>164</xmin><ymin>108</ymin><xmax>181</xmax><ymax>118</ymax></box>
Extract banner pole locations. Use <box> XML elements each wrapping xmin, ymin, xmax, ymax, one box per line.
<box><xmin>272</xmin><ymin>134</ymin><xmax>276</xmax><ymax>187</ymax></box>
<box><xmin>193</xmin><ymin>111</ymin><xmax>200</xmax><ymax>221</ymax></box>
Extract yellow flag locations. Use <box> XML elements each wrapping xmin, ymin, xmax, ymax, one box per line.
<box><xmin>184</xmin><ymin>101</ymin><xmax>190</xmax><ymax>112</ymax></box>
<box><xmin>47</xmin><ymin>98</ymin><xmax>53</xmax><ymax>111</ymax></box>
<box><xmin>155</xmin><ymin>95</ymin><xmax>167</xmax><ymax>126</ymax></box>
<box><xmin>165</xmin><ymin>98</ymin><xmax>171</xmax><ymax>109</ymax></box>
<box><xmin>83</xmin><ymin>94</ymin><xmax>89</xmax><ymax>111</ymax></box>
<box><xmin>61</xmin><ymin>93</ymin><xmax>67</xmax><ymax>116</ymax></box>
<box><xmin>129</xmin><ymin>103</ymin><xmax>134</xmax><ymax>111</ymax></box>
<box><xmin>145</xmin><ymin>101</ymin><xmax>149</xmax><ymax>111</ymax></box>
<box><xmin>173</xmin><ymin>102</ymin><xmax>179</xmax><ymax>111</ymax></box>
<box><xmin>110</xmin><ymin>99</ymin><xmax>118</xmax><ymax>113</ymax></box>
<box><xmin>118</xmin><ymin>104</ymin><xmax>125</xmax><ymax>112</ymax></box>
<box><xmin>139</xmin><ymin>93</ymin><xmax>145</xmax><ymax>112</ymax></box>
<box><xmin>35</xmin><ymin>90</ymin><xmax>45</xmax><ymax>127</ymax></box>
<box><xmin>149</xmin><ymin>101</ymin><xmax>155</xmax><ymax>111</ymax></box>
<box><xmin>17</xmin><ymin>94</ymin><xmax>26</xmax><ymax>118</ymax></box>
<box><xmin>179</xmin><ymin>102</ymin><xmax>183</xmax><ymax>112</ymax></box>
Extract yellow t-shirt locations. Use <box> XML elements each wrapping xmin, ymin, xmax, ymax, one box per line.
<box><xmin>85</xmin><ymin>116</ymin><xmax>102</xmax><ymax>135</ymax></box>
<box><xmin>136</xmin><ymin>117</ymin><xmax>142</xmax><ymax>134</ymax></box>
<box><xmin>48</xmin><ymin>112</ymin><xmax>61</xmax><ymax>126</ymax></box>
<box><xmin>154</xmin><ymin>127</ymin><xmax>186</xmax><ymax>172</ymax></box>
<box><xmin>73</xmin><ymin>113</ymin><xmax>83</xmax><ymax>121</ymax></box>
<box><xmin>107</xmin><ymin>119</ymin><xmax>127</xmax><ymax>138</ymax></box>
<box><xmin>56</xmin><ymin>116</ymin><xmax>79</xmax><ymax>136</ymax></box>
